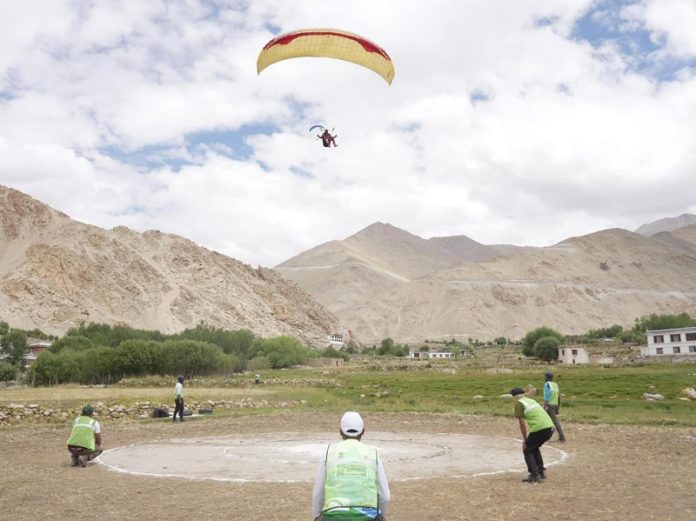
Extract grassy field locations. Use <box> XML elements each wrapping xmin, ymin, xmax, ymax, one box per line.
<box><xmin>3</xmin><ymin>359</ymin><xmax>694</xmax><ymax>427</ymax></box>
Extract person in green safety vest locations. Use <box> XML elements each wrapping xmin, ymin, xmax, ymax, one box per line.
<box><xmin>510</xmin><ymin>387</ymin><xmax>554</xmax><ymax>483</ymax></box>
<box><xmin>312</xmin><ymin>412</ymin><xmax>390</xmax><ymax>521</ymax></box>
<box><xmin>543</xmin><ymin>372</ymin><xmax>566</xmax><ymax>442</ymax></box>
<box><xmin>66</xmin><ymin>404</ymin><xmax>103</xmax><ymax>468</ymax></box>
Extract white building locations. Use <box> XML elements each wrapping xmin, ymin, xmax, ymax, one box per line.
<box><xmin>558</xmin><ymin>346</ymin><xmax>614</xmax><ymax>365</ymax></box>
<box><xmin>327</xmin><ymin>334</ymin><xmax>344</xmax><ymax>347</ymax></box>
<box><xmin>408</xmin><ymin>348</ymin><xmax>453</xmax><ymax>359</ymax></box>
<box><xmin>641</xmin><ymin>326</ymin><xmax>696</xmax><ymax>357</ymax></box>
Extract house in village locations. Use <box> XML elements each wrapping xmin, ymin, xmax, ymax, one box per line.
<box><xmin>641</xmin><ymin>326</ymin><xmax>696</xmax><ymax>357</ymax></box>
<box><xmin>558</xmin><ymin>345</ymin><xmax>615</xmax><ymax>365</ymax></box>
<box><xmin>408</xmin><ymin>347</ymin><xmax>453</xmax><ymax>360</ymax></box>
<box><xmin>23</xmin><ymin>340</ymin><xmax>52</xmax><ymax>366</ymax></box>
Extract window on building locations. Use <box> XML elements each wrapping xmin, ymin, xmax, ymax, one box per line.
<box><xmin>561</xmin><ymin>349</ymin><xmax>565</xmax><ymax>356</ymax></box>
<box><xmin>653</xmin><ymin>335</ymin><xmax>664</xmax><ymax>343</ymax></box>
<box><xmin>686</xmin><ymin>333</ymin><xmax>696</xmax><ymax>341</ymax></box>
<box><xmin>689</xmin><ymin>346</ymin><xmax>696</xmax><ymax>353</ymax></box>
<box><xmin>670</xmin><ymin>334</ymin><xmax>681</xmax><ymax>342</ymax></box>
<box><xmin>571</xmin><ymin>349</ymin><xmax>578</xmax><ymax>355</ymax></box>
<box><xmin>673</xmin><ymin>346</ymin><xmax>681</xmax><ymax>354</ymax></box>
<box><xmin>656</xmin><ymin>347</ymin><xmax>663</xmax><ymax>354</ymax></box>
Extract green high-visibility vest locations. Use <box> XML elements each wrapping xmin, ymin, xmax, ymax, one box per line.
<box><xmin>66</xmin><ymin>416</ymin><xmax>96</xmax><ymax>451</ymax></box>
<box><xmin>546</xmin><ymin>381</ymin><xmax>560</xmax><ymax>405</ymax></box>
<box><xmin>519</xmin><ymin>397</ymin><xmax>554</xmax><ymax>433</ymax></box>
<box><xmin>322</xmin><ymin>439</ymin><xmax>379</xmax><ymax>520</ymax></box>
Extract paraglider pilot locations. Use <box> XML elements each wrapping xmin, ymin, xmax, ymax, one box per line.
<box><xmin>318</xmin><ymin>129</ymin><xmax>338</xmax><ymax>147</ymax></box>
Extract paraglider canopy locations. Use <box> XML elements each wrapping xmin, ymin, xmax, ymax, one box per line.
<box><xmin>257</xmin><ymin>28</ymin><xmax>395</xmax><ymax>85</ymax></box>
<box><xmin>309</xmin><ymin>124</ymin><xmax>325</xmax><ymax>133</ymax></box>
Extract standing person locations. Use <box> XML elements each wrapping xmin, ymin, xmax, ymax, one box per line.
<box><xmin>510</xmin><ymin>387</ymin><xmax>554</xmax><ymax>483</ymax></box>
<box><xmin>173</xmin><ymin>375</ymin><xmax>185</xmax><ymax>422</ymax></box>
<box><xmin>543</xmin><ymin>372</ymin><xmax>566</xmax><ymax>443</ymax></box>
<box><xmin>312</xmin><ymin>412</ymin><xmax>390</xmax><ymax>521</ymax></box>
<box><xmin>66</xmin><ymin>405</ymin><xmax>103</xmax><ymax>468</ymax></box>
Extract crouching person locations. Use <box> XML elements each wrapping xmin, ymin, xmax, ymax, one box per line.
<box><xmin>67</xmin><ymin>405</ymin><xmax>103</xmax><ymax>468</ymax></box>
<box><xmin>312</xmin><ymin>412</ymin><xmax>390</xmax><ymax>521</ymax></box>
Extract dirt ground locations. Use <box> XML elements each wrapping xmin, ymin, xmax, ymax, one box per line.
<box><xmin>2</xmin><ymin>412</ymin><xmax>695</xmax><ymax>521</ymax></box>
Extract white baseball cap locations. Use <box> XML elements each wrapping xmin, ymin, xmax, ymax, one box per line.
<box><xmin>340</xmin><ymin>411</ymin><xmax>364</xmax><ymax>437</ymax></box>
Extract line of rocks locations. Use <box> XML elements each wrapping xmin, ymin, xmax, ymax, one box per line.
<box><xmin>0</xmin><ymin>397</ymin><xmax>306</xmax><ymax>426</ymax></box>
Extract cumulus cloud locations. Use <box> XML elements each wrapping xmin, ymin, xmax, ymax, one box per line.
<box><xmin>0</xmin><ymin>0</ymin><xmax>695</xmax><ymax>266</ymax></box>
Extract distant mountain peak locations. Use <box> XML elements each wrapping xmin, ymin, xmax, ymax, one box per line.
<box><xmin>636</xmin><ymin>213</ymin><xmax>696</xmax><ymax>236</ymax></box>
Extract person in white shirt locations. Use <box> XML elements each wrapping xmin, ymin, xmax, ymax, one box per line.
<box><xmin>173</xmin><ymin>375</ymin><xmax>185</xmax><ymax>422</ymax></box>
<box><xmin>312</xmin><ymin>412</ymin><xmax>390</xmax><ymax>521</ymax></box>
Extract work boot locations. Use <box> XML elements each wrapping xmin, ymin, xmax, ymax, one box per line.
<box><xmin>522</xmin><ymin>474</ymin><xmax>541</xmax><ymax>483</ymax></box>
<box><xmin>78</xmin><ymin>456</ymin><xmax>87</xmax><ymax>468</ymax></box>
<box><xmin>70</xmin><ymin>454</ymin><xmax>79</xmax><ymax>467</ymax></box>
<box><xmin>539</xmin><ymin>471</ymin><xmax>547</xmax><ymax>480</ymax></box>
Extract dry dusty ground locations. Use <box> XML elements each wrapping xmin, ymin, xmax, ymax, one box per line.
<box><xmin>2</xmin><ymin>412</ymin><xmax>695</xmax><ymax>521</ymax></box>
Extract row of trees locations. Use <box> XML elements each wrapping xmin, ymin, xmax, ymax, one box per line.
<box><xmin>4</xmin><ymin>322</ymin><xmax>314</xmax><ymax>385</ymax></box>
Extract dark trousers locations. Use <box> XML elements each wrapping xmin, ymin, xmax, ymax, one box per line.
<box><xmin>173</xmin><ymin>397</ymin><xmax>184</xmax><ymax>421</ymax></box>
<box><xmin>68</xmin><ymin>444</ymin><xmax>102</xmax><ymax>466</ymax></box>
<box><xmin>523</xmin><ymin>427</ymin><xmax>553</xmax><ymax>476</ymax></box>
<box><xmin>546</xmin><ymin>405</ymin><xmax>566</xmax><ymax>441</ymax></box>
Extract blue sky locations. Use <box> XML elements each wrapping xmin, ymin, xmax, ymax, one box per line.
<box><xmin>1</xmin><ymin>0</ymin><xmax>695</xmax><ymax>266</ymax></box>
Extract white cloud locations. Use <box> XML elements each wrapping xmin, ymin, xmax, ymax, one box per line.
<box><xmin>623</xmin><ymin>0</ymin><xmax>696</xmax><ymax>58</ymax></box>
<box><xmin>1</xmin><ymin>0</ymin><xmax>695</xmax><ymax>267</ymax></box>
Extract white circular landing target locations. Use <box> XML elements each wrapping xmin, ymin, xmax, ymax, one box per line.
<box><xmin>98</xmin><ymin>432</ymin><xmax>567</xmax><ymax>482</ymax></box>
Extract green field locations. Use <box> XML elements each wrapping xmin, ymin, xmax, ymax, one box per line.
<box><xmin>4</xmin><ymin>361</ymin><xmax>694</xmax><ymax>427</ymax></box>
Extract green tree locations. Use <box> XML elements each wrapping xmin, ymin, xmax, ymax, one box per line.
<box><xmin>49</xmin><ymin>335</ymin><xmax>95</xmax><ymax>354</ymax></box>
<box><xmin>522</xmin><ymin>327</ymin><xmax>564</xmax><ymax>357</ymax></box>
<box><xmin>1</xmin><ymin>330</ymin><xmax>28</xmax><ymax>366</ymax></box>
<box><xmin>494</xmin><ymin>337</ymin><xmax>507</xmax><ymax>345</ymax></box>
<box><xmin>378</xmin><ymin>338</ymin><xmax>395</xmax><ymax>355</ymax></box>
<box><xmin>633</xmin><ymin>313</ymin><xmax>695</xmax><ymax>332</ymax></box>
<box><xmin>0</xmin><ymin>321</ymin><xmax>9</xmax><ymax>335</ymax></box>
<box><xmin>534</xmin><ymin>337</ymin><xmax>560</xmax><ymax>363</ymax></box>
<box><xmin>249</xmin><ymin>336</ymin><xmax>309</xmax><ymax>369</ymax></box>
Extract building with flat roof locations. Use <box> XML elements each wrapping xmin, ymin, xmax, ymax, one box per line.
<box><xmin>642</xmin><ymin>326</ymin><xmax>696</xmax><ymax>357</ymax></box>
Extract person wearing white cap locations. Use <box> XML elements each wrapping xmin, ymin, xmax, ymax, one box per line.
<box><xmin>311</xmin><ymin>412</ymin><xmax>390</xmax><ymax>521</ymax></box>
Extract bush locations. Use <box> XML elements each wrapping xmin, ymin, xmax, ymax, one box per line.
<box><xmin>248</xmin><ymin>336</ymin><xmax>310</xmax><ymax>369</ymax></box>
<box><xmin>0</xmin><ymin>361</ymin><xmax>18</xmax><ymax>381</ymax></box>
<box><xmin>247</xmin><ymin>356</ymin><xmax>271</xmax><ymax>371</ymax></box>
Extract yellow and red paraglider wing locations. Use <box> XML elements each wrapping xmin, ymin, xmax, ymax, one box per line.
<box><xmin>257</xmin><ymin>28</ymin><xmax>395</xmax><ymax>85</ymax></box>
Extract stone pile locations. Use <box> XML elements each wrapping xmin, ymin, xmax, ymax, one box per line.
<box><xmin>0</xmin><ymin>397</ymin><xmax>306</xmax><ymax>426</ymax></box>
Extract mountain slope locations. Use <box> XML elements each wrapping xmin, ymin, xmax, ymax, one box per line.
<box><xmin>277</xmin><ymin>225</ymin><xmax>696</xmax><ymax>343</ymax></box>
<box><xmin>0</xmin><ymin>186</ymin><xmax>338</xmax><ymax>343</ymax></box>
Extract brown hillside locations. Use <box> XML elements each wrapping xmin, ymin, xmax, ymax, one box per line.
<box><xmin>0</xmin><ymin>186</ymin><xmax>338</xmax><ymax>343</ymax></box>
<box><xmin>277</xmin><ymin>225</ymin><xmax>696</xmax><ymax>343</ymax></box>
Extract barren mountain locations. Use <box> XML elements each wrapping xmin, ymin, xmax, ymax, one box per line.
<box><xmin>276</xmin><ymin>224</ymin><xmax>696</xmax><ymax>343</ymax></box>
<box><xmin>0</xmin><ymin>187</ymin><xmax>338</xmax><ymax>344</ymax></box>
<box><xmin>428</xmin><ymin>235</ymin><xmax>534</xmax><ymax>263</ymax></box>
<box><xmin>649</xmin><ymin>225</ymin><xmax>696</xmax><ymax>258</ymax></box>
<box><xmin>279</xmin><ymin>222</ymin><xmax>462</xmax><ymax>280</ymax></box>
<box><xmin>635</xmin><ymin>213</ymin><xmax>696</xmax><ymax>236</ymax></box>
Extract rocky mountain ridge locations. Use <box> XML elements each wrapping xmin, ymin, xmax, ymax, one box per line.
<box><xmin>0</xmin><ymin>186</ymin><xmax>338</xmax><ymax>344</ymax></box>
<box><xmin>276</xmin><ymin>222</ymin><xmax>696</xmax><ymax>343</ymax></box>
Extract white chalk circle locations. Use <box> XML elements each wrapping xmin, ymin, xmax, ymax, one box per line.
<box><xmin>98</xmin><ymin>432</ymin><xmax>567</xmax><ymax>482</ymax></box>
